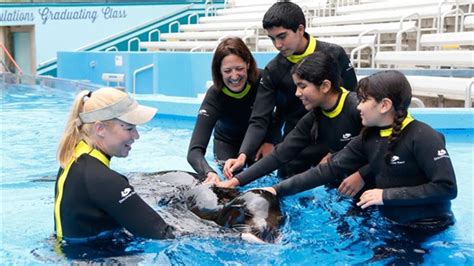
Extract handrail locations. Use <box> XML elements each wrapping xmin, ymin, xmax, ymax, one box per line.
<box><xmin>105</xmin><ymin>46</ymin><xmax>118</xmax><ymax>52</ymax></box>
<box><xmin>465</xmin><ymin>79</ymin><xmax>473</xmax><ymax>108</ymax></box>
<box><xmin>169</xmin><ymin>21</ymin><xmax>180</xmax><ymax>33</ymax></box>
<box><xmin>398</xmin><ymin>12</ymin><xmax>421</xmax><ymax>51</ymax></box>
<box><xmin>128</xmin><ymin>37</ymin><xmax>140</xmax><ymax>52</ymax></box>
<box><xmin>350</xmin><ymin>43</ymin><xmax>374</xmax><ymax>68</ymax></box>
<box><xmin>190</xmin><ymin>45</ymin><xmax>204</xmax><ymax>52</ymax></box>
<box><xmin>188</xmin><ymin>13</ymin><xmax>199</xmax><ymax>24</ymax></box>
<box><xmin>440</xmin><ymin>8</ymin><xmax>464</xmax><ymax>33</ymax></box>
<box><xmin>410</xmin><ymin>97</ymin><xmax>425</xmax><ymax>108</ymax></box>
<box><xmin>0</xmin><ymin>43</ymin><xmax>23</xmax><ymax>75</ymax></box>
<box><xmin>396</xmin><ymin>25</ymin><xmax>419</xmax><ymax>51</ymax></box>
<box><xmin>133</xmin><ymin>64</ymin><xmax>154</xmax><ymax>94</ymax></box>
<box><xmin>148</xmin><ymin>29</ymin><xmax>161</xmax><ymax>41</ymax></box>
<box><xmin>205</xmin><ymin>0</ymin><xmax>215</xmax><ymax>17</ymax></box>
<box><xmin>243</xmin><ymin>25</ymin><xmax>259</xmax><ymax>51</ymax></box>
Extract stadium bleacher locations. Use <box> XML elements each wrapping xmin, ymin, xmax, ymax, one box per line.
<box><xmin>139</xmin><ymin>0</ymin><xmax>473</xmax><ymax>107</ymax></box>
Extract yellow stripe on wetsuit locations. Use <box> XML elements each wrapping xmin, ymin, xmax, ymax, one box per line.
<box><xmin>286</xmin><ymin>35</ymin><xmax>317</xmax><ymax>64</ymax></box>
<box><xmin>379</xmin><ymin>113</ymin><xmax>415</xmax><ymax>137</ymax></box>
<box><xmin>221</xmin><ymin>82</ymin><xmax>251</xmax><ymax>99</ymax></box>
<box><xmin>321</xmin><ymin>87</ymin><xmax>349</xmax><ymax>118</ymax></box>
<box><xmin>54</xmin><ymin>140</ymin><xmax>110</xmax><ymax>240</ymax></box>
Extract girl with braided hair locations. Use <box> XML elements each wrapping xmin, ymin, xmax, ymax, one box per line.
<box><xmin>262</xmin><ymin>70</ymin><xmax>457</xmax><ymax>231</ymax></box>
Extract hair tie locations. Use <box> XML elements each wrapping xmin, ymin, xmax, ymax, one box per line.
<box><xmin>82</xmin><ymin>91</ymin><xmax>93</xmax><ymax>103</ymax></box>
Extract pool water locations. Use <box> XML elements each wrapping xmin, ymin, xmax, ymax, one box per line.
<box><xmin>1</xmin><ymin>84</ymin><xmax>473</xmax><ymax>265</ymax></box>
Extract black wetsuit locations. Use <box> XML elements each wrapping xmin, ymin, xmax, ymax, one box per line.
<box><xmin>236</xmin><ymin>89</ymin><xmax>363</xmax><ymax>186</ymax></box>
<box><xmin>54</xmin><ymin>141</ymin><xmax>174</xmax><ymax>242</ymax></box>
<box><xmin>239</xmin><ymin>33</ymin><xmax>357</xmax><ymax>176</ymax></box>
<box><xmin>274</xmin><ymin>120</ymin><xmax>457</xmax><ymax>228</ymax></box>
<box><xmin>187</xmin><ymin>75</ymin><xmax>261</xmax><ymax>177</ymax></box>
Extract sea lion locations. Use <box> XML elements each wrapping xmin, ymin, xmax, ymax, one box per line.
<box><xmin>218</xmin><ymin>188</ymin><xmax>283</xmax><ymax>243</ymax></box>
<box><xmin>129</xmin><ymin>170</ymin><xmax>283</xmax><ymax>243</ymax></box>
<box><xmin>185</xmin><ymin>183</ymin><xmax>283</xmax><ymax>243</ymax></box>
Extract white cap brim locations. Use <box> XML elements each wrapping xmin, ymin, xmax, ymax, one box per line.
<box><xmin>118</xmin><ymin>104</ymin><xmax>157</xmax><ymax>125</ymax></box>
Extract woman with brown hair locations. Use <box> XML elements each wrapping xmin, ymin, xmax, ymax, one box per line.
<box><xmin>187</xmin><ymin>37</ymin><xmax>263</xmax><ymax>183</ymax></box>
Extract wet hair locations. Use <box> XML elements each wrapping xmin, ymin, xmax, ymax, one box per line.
<box><xmin>57</xmin><ymin>87</ymin><xmax>128</xmax><ymax>167</ymax></box>
<box><xmin>357</xmin><ymin>70</ymin><xmax>412</xmax><ymax>164</ymax></box>
<box><xmin>211</xmin><ymin>37</ymin><xmax>259</xmax><ymax>90</ymax></box>
<box><xmin>291</xmin><ymin>51</ymin><xmax>341</xmax><ymax>93</ymax></box>
<box><xmin>262</xmin><ymin>1</ymin><xmax>306</xmax><ymax>32</ymax></box>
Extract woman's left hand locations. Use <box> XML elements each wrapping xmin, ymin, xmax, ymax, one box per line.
<box><xmin>356</xmin><ymin>189</ymin><xmax>383</xmax><ymax>209</ymax></box>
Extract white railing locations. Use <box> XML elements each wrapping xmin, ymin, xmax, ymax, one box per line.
<box><xmin>133</xmin><ymin>64</ymin><xmax>154</xmax><ymax>94</ymax></box>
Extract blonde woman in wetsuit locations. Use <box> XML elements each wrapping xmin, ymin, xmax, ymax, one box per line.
<box><xmin>54</xmin><ymin>87</ymin><xmax>174</xmax><ymax>243</ymax></box>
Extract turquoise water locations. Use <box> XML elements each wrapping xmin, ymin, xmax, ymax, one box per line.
<box><xmin>0</xmin><ymin>84</ymin><xmax>473</xmax><ymax>264</ymax></box>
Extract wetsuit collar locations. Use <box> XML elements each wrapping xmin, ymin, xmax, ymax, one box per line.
<box><xmin>222</xmin><ymin>82</ymin><xmax>251</xmax><ymax>99</ymax></box>
<box><xmin>286</xmin><ymin>34</ymin><xmax>316</xmax><ymax>64</ymax></box>
<box><xmin>322</xmin><ymin>87</ymin><xmax>349</xmax><ymax>118</ymax></box>
<box><xmin>75</xmin><ymin>140</ymin><xmax>110</xmax><ymax>167</ymax></box>
<box><xmin>379</xmin><ymin>113</ymin><xmax>415</xmax><ymax>137</ymax></box>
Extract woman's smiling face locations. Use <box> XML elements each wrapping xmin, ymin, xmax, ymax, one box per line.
<box><xmin>220</xmin><ymin>54</ymin><xmax>248</xmax><ymax>92</ymax></box>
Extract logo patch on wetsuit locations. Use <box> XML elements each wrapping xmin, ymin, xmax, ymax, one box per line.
<box><xmin>340</xmin><ymin>133</ymin><xmax>353</xmax><ymax>141</ymax></box>
<box><xmin>434</xmin><ymin>149</ymin><xmax>450</xmax><ymax>161</ymax></box>
<box><xmin>198</xmin><ymin>109</ymin><xmax>209</xmax><ymax>116</ymax></box>
<box><xmin>346</xmin><ymin>61</ymin><xmax>353</xmax><ymax>71</ymax></box>
<box><xmin>390</xmin><ymin>155</ymin><xmax>405</xmax><ymax>165</ymax></box>
<box><xmin>119</xmin><ymin>187</ymin><xmax>136</xmax><ymax>204</ymax></box>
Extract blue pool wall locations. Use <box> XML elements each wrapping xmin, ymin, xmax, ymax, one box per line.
<box><xmin>140</xmin><ymin>100</ymin><xmax>474</xmax><ymax>130</ymax></box>
<box><xmin>57</xmin><ymin>51</ymin><xmax>277</xmax><ymax>97</ymax></box>
<box><xmin>57</xmin><ymin>51</ymin><xmax>474</xmax><ymax>130</ymax></box>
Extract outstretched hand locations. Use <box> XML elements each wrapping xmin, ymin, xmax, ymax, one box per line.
<box><xmin>223</xmin><ymin>154</ymin><xmax>246</xmax><ymax>179</ymax></box>
<box><xmin>319</xmin><ymin>152</ymin><xmax>332</xmax><ymax>164</ymax></box>
<box><xmin>356</xmin><ymin>189</ymin><xmax>383</xmax><ymax>209</ymax></box>
<box><xmin>203</xmin><ymin>172</ymin><xmax>221</xmax><ymax>184</ymax></box>
<box><xmin>338</xmin><ymin>171</ymin><xmax>364</xmax><ymax>198</ymax></box>
<box><xmin>215</xmin><ymin>178</ymin><xmax>240</xmax><ymax>188</ymax></box>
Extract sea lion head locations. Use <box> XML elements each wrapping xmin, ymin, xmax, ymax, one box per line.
<box><xmin>185</xmin><ymin>184</ymin><xmax>240</xmax><ymax>221</ymax></box>
<box><xmin>217</xmin><ymin>189</ymin><xmax>283</xmax><ymax>243</ymax></box>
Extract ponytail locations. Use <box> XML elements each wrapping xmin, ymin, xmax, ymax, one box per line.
<box><xmin>384</xmin><ymin>110</ymin><xmax>407</xmax><ymax>164</ymax></box>
<box><xmin>57</xmin><ymin>90</ymin><xmax>92</xmax><ymax>168</ymax></box>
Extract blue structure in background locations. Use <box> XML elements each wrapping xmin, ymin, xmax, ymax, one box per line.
<box><xmin>57</xmin><ymin>51</ymin><xmax>277</xmax><ymax>97</ymax></box>
<box><xmin>56</xmin><ymin>51</ymin><xmax>473</xmax><ymax>129</ymax></box>
<box><xmin>0</xmin><ymin>1</ymin><xmax>224</xmax><ymax>76</ymax></box>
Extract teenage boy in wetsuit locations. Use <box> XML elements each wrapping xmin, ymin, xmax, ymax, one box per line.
<box><xmin>223</xmin><ymin>1</ymin><xmax>357</xmax><ymax>179</ymax></box>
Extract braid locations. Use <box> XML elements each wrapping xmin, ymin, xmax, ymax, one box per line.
<box><xmin>384</xmin><ymin>110</ymin><xmax>407</xmax><ymax>164</ymax></box>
